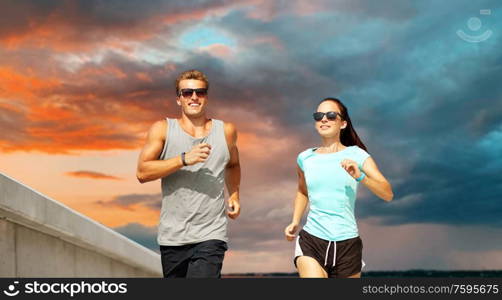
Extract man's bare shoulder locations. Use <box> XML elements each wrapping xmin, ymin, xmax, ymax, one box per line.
<box><xmin>223</xmin><ymin>121</ymin><xmax>237</xmax><ymax>146</ymax></box>
<box><xmin>223</xmin><ymin>121</ymin><xmax>237</xmax><ymax>135</ymax></box>
<box><xmin>148</xmin><ymin>119</ymin><xmax>168</xmax><ymax>140</ymax></box>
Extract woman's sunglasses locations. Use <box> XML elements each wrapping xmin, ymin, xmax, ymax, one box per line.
<box><xmin>313</xmin><ymin>111</ymin><xmax>343</xmax><ymax>121</ymax></box>
<box><xmin>179</xmin><ymin>88</ymin><xmax>208</xmax><ymax>98</ymax></box>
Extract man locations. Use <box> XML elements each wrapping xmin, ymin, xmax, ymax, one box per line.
<box><xmin>136</xmin><ymin>69</ymin><xmax>241</xmax><ymax>278</ymax></box>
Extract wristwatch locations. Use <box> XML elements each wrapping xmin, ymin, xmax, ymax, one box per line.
<box><xmin>181</xmin><ymin>152</ymin><xmax>188</xmax><ymax>166</ymax></box>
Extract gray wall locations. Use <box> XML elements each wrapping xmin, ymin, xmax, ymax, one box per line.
<box><xmin>0</xmin><ymin>173</ymin><xmax>162</xmax><ymax>277</ymax></box>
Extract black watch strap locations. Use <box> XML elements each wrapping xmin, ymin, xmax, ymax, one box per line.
<box><xmin>181</xmin><ymin>152</ymin><xmax>188</xmax><ymax>166</ymax></box>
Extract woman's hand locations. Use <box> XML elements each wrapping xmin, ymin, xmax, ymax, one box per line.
<box><xmin>341</xmin><ymin>159</ymin><xmax>361</xmax><ymax>179</ymax></box>
<box><xmin>284</xmin><ymin>222</ymin><xmax>299</xmax><ymax>241</ymax></box>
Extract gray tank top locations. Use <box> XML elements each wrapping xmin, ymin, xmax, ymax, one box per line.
<box><xmin>157</xmin><ymin>118</ymin><xmax>230</xmax><ymax>246</ymax></box>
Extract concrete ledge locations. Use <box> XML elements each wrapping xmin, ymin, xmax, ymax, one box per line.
<box><xmin>0</xmin><ymin>172</ymin><xmax>162</xmax><ymax>277</ymax></box>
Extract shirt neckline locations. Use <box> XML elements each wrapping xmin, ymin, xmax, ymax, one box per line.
<box><xmin>311</xmin><ymin>145</ymin><xmax>354</xmax><ymax>155</ymax></box>
<box><xmin>175</xmin><ymin>118</ymin><xmax>214</xmax><ymax>140</ymax></box>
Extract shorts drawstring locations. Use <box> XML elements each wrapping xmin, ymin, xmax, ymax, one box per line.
<box><xmin>324</xmin><ymin>241</ymin><xmax>337</xmax><ymax>267</ymax></box>
<box><xmin>324</xmin><ymin>241</ymin><xmax>331</xmax><ymax>266</ymax></box>
<box><xmin>332</xmin><ymin>241</ymin><xmax>336</xmax><ymax>267</ymax></box>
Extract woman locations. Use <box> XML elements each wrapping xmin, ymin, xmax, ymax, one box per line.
<box><xmin>284</xmin><ymin>98</ymin><xmax>394</xmax><ymax>278</ymax></box>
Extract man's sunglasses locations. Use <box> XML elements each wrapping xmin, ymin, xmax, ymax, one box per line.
<box><xmin>179</xmin><ymin>88</ymin><xmax>208</xmax><ymax>98</ymax></box>
<box><xmin>313</xmin><ymin>111</ymin><xmax>343</xmax><ymax>121</ymax></box>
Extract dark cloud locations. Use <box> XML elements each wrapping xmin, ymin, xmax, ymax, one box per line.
<box><xmin>0</xmin><ymin>104</ymin><xmax>27</xmax><ymax>145</ymax></box>
<box><xmin>113</xmin><ymin>222</ymin><xmax>159</xmax><ymax>253</ymax></box>
<box><xmin>227</xmin><ymin>203</ymin><xmax>306</xmax><ymax>252</ymax></box>
<box><xmin>96</xmin><ymin>193</ymin><xmax>161</xmax><ymax>211</ymax></box>
<box><xmin>350</xmin><ymin>34</ymin><xmax>502</xmax><ymax>227</ymax></box>
<box><xmin>358</xmin><ymin>138</ymin><xmax>502</xmax><ymax>227</ymax></box>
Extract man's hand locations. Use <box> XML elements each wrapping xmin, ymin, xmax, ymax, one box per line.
<box><xmin>185</xmin><ymin>143</ymin><xmax>211</xmax><ymax>165</ymax></box>
<box><xmin>284</xmin><ymin>222</ymin><xmax>299</xmax><ymax>241</ymax></box>
<box><xmin>341</xmin><ymin>159</ymin><xmax>361</xmax><ymax>179</ymax></box>
<box><xmin>227</xmin><ymin>195</ymin><xmax>240</xmax><ymax>219</ymax></box>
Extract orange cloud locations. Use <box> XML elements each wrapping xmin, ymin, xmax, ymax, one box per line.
<box><xmin>0</xmin><ymin>67</ymin><xmax>60</xmax><ymax>100</ymax></box>
<box><xmin>78</xmin><ymin>65</ymin><xmax>128</xmax><ymax>80</ymax></box>
<box><xmin>0</xmin><ymin>1</ymin><xmax>241</xmax><ymax>53</ymax></box>
<box><xmin>65</xmin><ymin>196</ymin><xmax>160</xmax><ymax>228</ymax></box>
<box><xmin>135</xmin><ymin>72</ymin><xmax>152</xmax><ymax>82</ymax></box>
<box><xmin>0</xmin><ymin>63</ymin><xmax>166</xmax><ymax>154</ymax></box>
<box><xmin>65</xmin><ymin>171</ymin><xmax>123</xmax><ymax>180</ymax></box>
<box><xmin>0</xmin><ymin>12</ymin><xmax>156</xmax><ymax>52</ymax></box>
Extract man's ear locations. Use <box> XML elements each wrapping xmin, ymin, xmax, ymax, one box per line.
<box><xmin>176</xmin><ymin>98</ymin><xmax>181</xmax><ymax>106</ymax></box>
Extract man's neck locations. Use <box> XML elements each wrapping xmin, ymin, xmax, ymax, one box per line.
<box><xmin>179</xmin><ymin>114</ymin><xmax>209</xmax><ymax>128</ymax></box>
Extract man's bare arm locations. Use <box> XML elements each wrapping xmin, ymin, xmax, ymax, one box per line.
<box><xmin>224</xmin><ymin>122</ymin><xmax>241</xmax><ymax>219</ymax></box>
<box><xmin>136</xmin><ymin>120</ymin><xmax>184</xmax><ymax>183</ymax></box>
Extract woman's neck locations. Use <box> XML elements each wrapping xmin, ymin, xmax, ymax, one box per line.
<box><xmin>319</xmin><ymin>138</ymin><xmax>344</xmax><ymax>153</ymax></box>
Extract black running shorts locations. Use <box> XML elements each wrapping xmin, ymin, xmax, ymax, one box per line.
<box><xmin>294</xmin><ymin>229</ymin><xmax>363</xmax><ymax>278</ymax></box>
<box><xmin>160</xmin><ymin>239</ymin><xmax>227</xmax><ymax>278</ymax></box>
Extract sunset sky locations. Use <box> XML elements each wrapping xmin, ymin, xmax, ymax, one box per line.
<box><xmin>1</xmin><ymin>0</ymin><xmax>501</xmax><ymax>274</ymax></box>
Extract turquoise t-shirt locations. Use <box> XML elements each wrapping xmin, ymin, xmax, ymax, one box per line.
<box><xmin>297</xmin><ymin>145</ymin><xmax>370</xmax><ymax>241</ymax></box>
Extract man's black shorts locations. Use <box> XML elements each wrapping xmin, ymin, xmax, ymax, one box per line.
<box><xmin>160</xmin><ymin>239</ymin><xmax>228</xmax><ymax>278</ymax></box>
<box><xmin>294</xmin><ymin>229</ymin><xmax>363</xmax><ymax>278</ymax></box>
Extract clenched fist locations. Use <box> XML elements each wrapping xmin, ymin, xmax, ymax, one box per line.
<box><xmin>184</xmin><ymin>143</ymin><xmax>212</xmax><ymax>165</ymax></box>
<box><xmin>340</xmin><ymin>159</ymin><xmax>361</xmax><ymax>179</ymax></box>
<box><xmin>284</xmin><ymin>222</ymin><xmax>299</xmax><ymax>241</ymax></box>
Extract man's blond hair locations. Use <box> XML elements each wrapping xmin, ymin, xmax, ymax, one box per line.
<box><xmin>175</xmin><ymin>69</ymin><xmax>209</xmax><ymax>95</ymax></box>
